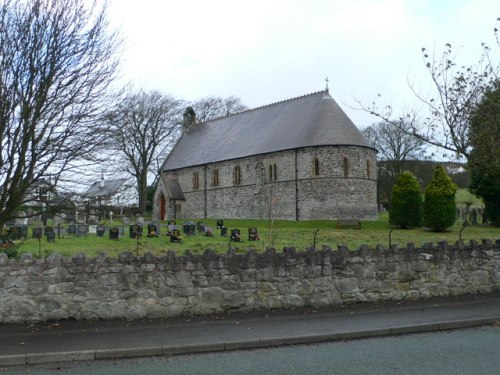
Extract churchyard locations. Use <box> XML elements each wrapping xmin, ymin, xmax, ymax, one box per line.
<box><xmin>4</xmin><ymin>213</ymin><xmax>497</xmax><ymax>259</ymax></box>
<box><xmin>1</xmin><ymin>189</ymin><xmax>495</xmax><ymax>259</ymax></box>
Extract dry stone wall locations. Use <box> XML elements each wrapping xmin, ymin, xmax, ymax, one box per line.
<box><xmin>1</xmin><ymin>239</ymin><xmax>500</xmax><ymax>323</ymax></box>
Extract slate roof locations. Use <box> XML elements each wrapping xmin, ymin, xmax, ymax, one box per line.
<box><xmin>162</xmin><ymin>90</ymin><xmax>374</xmax><ymax>171</ymax></box>
<box><xmin>85</xmin><ymin>178</ymin><xmax>127</xmax><ymax>197</ymax></box>
<box><xmin>165</xmin><ymin>176</ymin><xmax>185</xmax><ymax>200</ymax></box>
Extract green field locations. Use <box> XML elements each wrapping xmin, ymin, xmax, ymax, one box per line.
<box><xmin>9</xmin><ymin>212</ymin><xmax>499</xmax><ymax>259</ymax></box>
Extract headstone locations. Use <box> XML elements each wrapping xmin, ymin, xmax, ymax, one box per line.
<box><xmin>248</xmin><ymin>227</ymin><xmax>259</xmax><ymax>241</ymax></box>
<box><xmin>109</xmin><ymin>227</ymin><xmax>119</xmax><ymax>240</ymax></box>
<box><xmin>46</xmin><ymin>232</ymin><xmax>55</xmax><ymax>243</ymax></box>
<box><xmin>136</xmin><ymin>214</ymin><xmax>144</xmax><ymax>227</ymax></box>
<box><xmin>88</xmin><ymin>225</ymin><xmax>97</xmax><ymax>234</ymax></box>
<box><xmin>221</xmin><ymin>226</ymin><xmax>227</xmax><ymax>237</ymax></box>
<box><xmin>197</xmin><ymin>221</ymin><xmax>206</xmax><ymax>234</ymax></box>
<box><xmin>230</xmin><ymin>229</ymin><xmax>241</xmax><ymax>242</ymax></box>
<box><xmin>183</xmin><ymin>222</ymin><xmax>195</xmax><ymax>236</ymax></box>
<box><xmin>129</xmin><ymin>224</ymin><xmax>142</xmax><ymax>238</ymax></box>
<box><xmin>32</xmin><ymin>227</ymin><xmax>43</xmax><ymax>239</ymax></box>
<box><xmin>167</xmin><ymin>224</ymin><xmax>177</xmax><ymax>236</ymax></box>
<box><xmin>170</xmin><ymin>229</ymin><xmax>182</xmax><ymax>243</ymax></box>
<box><xmin>147</xmin><ymin>223</ymin><xmax>158</xmax><ymax>237</ymax></box>
<box><xmin>216</xmin><ymin>220</ymin><xmax>224</xmax><ymax>229</ymax></box>
<box><xmin>96</xmin><ymin>225</ymin><xmax>105</xmax><ymax>237</ymax></box>
<box><xmin>19</xmin><ymin>225</ymin><xmax>28</xmax><ymax>239</ymax></box>
<box><xmin>68</xmin><ymin>224</ymin><xmax>77</xmax><ymax>235</ymax></box>
<box><xmin>77</xmin><ymin>225</ymin><xmax>88</xmax><ymax>237</ymax></box>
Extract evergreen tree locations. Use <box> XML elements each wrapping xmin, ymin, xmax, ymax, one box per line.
<box><xmin>424</xmin><ymin>165</ymin><xmax>457</xmax><ymax>232</ymax></box>
<box><xmin>469</xmin><ymin>81</ymin><xmax>500</xmax><ymax>226</ymax></box>
<box><xmin>389</xmin><ymin>172</ymin><xmax>423</xmax><ymax>229</ymax></box>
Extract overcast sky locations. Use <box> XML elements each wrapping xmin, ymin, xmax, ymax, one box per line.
<box><xmin>107</xmin><ymin>0</ymin><xmax>499</xmax><ymax>128</ymax></box>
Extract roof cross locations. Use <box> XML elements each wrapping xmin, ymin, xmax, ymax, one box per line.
<box><xmin>325</xmin><ymin>77</ymin><xmax>329</xmax><ymax>92</ymax></box>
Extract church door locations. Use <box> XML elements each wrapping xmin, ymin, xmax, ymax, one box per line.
<box><xmin>159</xmin><ymin>194</ymin><xmax>166</xmax><ymax>220</ymax></box>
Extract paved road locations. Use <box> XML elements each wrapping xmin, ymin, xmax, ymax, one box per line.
<box><xmin>1</xmin><ymin>293</ymin><xmax>500</xmax><ymax>368</ymax></box>
<box><xmin>3</xmin><ymin>326</ymin><xmax>500</xmax><ymax>375</ymax></box>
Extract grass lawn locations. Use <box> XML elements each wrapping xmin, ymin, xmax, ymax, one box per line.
<box><xmin>12</xmin><ymin>212</ymin><xmax>500</xmax><ymax>259</ymax></box>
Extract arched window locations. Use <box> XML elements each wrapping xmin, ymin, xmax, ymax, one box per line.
<box><xmin>366</xmin><ymin>160</ymin><xmax>371</xmax><ymax>179</ymax></box>
<box><xmin>313</xmin><ymin>157</ymin><xmax>320</xmax><ymax>176</ymax></box>
<box><xmin>269</xmin><ymin>163</ymin><xmax>277</xmax><ymax>181</ymax></box>
<box><xmin>193</xmin><ymin>172</ymin><xmax>199</xmax><ymax>190</ymax></box>
<box><xmin>212</xmin><ymin>169</ymin><xmax>219</xmax><ymax>186</ymax></box>
<box><xmin>343</xmin><ymin>158</ymin><xmax>349</xmax><ymax>178</ymax></box>
<box><xmin>234</xmin><ymin>165</ymin><xmax>241</xmax><ymax>185</ymax></box>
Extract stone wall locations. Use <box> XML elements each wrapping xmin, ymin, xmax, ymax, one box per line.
<box><xmin>1</xmin><ymin>239</ymin><xmax>499</xmax><ymax>323</ymax></box>
<box><xmin>155</xmin><ymin>145</ymin><xmax>377</xmax><ymax>221</ymax></box>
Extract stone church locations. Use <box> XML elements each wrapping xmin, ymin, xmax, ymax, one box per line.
<box><xmin>153</xmin><ymin>89</ymin><xmax>377</xmax><ymax>221</ymax></box>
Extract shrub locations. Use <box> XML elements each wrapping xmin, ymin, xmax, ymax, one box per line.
<box><xmin>389</xmin><ymin>172</ymin><xmax>423</xmax><ymax>229</ymax></box>
<box><xmin>424</xmin><ymin>165</ymin><xmax>457</xmax><ymax>232</ymax></box>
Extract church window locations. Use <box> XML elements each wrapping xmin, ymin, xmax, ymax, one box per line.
<box><xmin>313</xmin><ymin>158</ymin><xmax>320</xmax><ymax>176</ymax></box>
<box><xmin>212</xmin><ymin>169</ymin><xmax>219</xmax><ymax>187</ymax></box>
<box><xmin>366</xmin><ymin>160</ymin><xmax>371</xmax><ymax>179</ymax></box>
<box><xmin>343</xmin><ymin>158</ymin><xmax>349</xmax><ymax>178</ymax></box>
<box><xmin>193</xmin><ymin>172</ymin><xmax>199</xmax><ymax>190</ymax></box>
<box><xmin>234</xmin><ymin>165</ymin><xmax>241</xmax><ymax>185</ymax></box>
<box><xmin>269</xmin><ymin>163</ymin><xmax>277</xmax><ymax>181</ymax></box>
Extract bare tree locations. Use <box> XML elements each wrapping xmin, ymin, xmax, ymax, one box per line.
<box><xmin>362</xmin><ymin>121</ymin><xmax>426</xmax><ymax>179</ymax></box>
<box><xmin>190</xmin><ymin>96</ymin><xmax>248</xmax><ymax>122</ymax></box>
<box><xmin>0</xmin><ymin>0</ymin><xmax>121</xmax><ymax>227</ymax></box>
<box><xmin>355</xmin><ymin>20</ymin><xmax>499</xmax><ymax>161</ymax></box>
<box><xmin>105</xmin><ymin>90</ymin><xmax>182</xmax><ymax>214</ymax></box>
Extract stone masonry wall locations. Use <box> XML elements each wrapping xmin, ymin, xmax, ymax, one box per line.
<box><xmin>1</xmin><ymin>239</ymin><xmax>500</xmax><ymax>323</ymax></box>
<box><xmin>158</xmin><ymin>145</ymin><xmax>377</xmax><ymax>221</ymax></box>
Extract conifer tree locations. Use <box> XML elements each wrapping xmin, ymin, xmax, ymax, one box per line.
<box><xmin>424</xmin><ymin>165</ymin><xmax>457</xmax><ymax>232</ymax></box>
<box><xmin>389</xmin><ymin>172</ymin><xmax>423</xmax><ymax>229</ymax></box>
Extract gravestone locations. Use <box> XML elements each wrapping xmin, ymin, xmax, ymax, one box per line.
<box><xmin>221</xmin><ymin>226</ymin><xmax>227</xmax><ymax>237</ymax></box>
<box><xmin>68</xmin><ymin>224</ymin><xmax>77</xmax><ymax>235</ymax></box>
<box><xmin>46</xmin><ymin>231</ymin><xmax>55</xmax><ymax>242</ymax></box>
<box><xmin>248</xmin><ymin>227</ymin><xmax>259</xmax><ymax>241</ymax></box>
<box><xmin>32</xmin><ymin>227</ymin><xmax>43</xmax><ymax>239</ymax></box>
<box><xmin>197</xmin><ymin>221</ymin><xmax>206</xmax><ymax>234</ymax></box>
<box><xmin>109</xmin><ymin>227</ymin><xmax>119</xmax><ymax>240</ymax></box>
<box><xmin>129</xmin><ymin>225</ymin><xmax>142</xmax><ymax>238</ymax></box>
<box><xmin>230</xmin><ymin>229</ymin><xmax>241</xmax><ymax>242</ymax></box>
<box><xmin>77</xmin><ymin>225</ymin><xmax>88</xmax><ymax>237</ymax></box>
<box><xmin>147</xmin><ymin>223</ymin><xmax>158</xmax><ymax>237</ymax></box>
<box><xmin>183</xmin><ymin>222</ymin><xmax>195</xmax><ymax>236</ymax></box>
<box><xmin>96</xmin><ymin>225</ymin><xmax>105</xmax><ymax>237</ymax></box>
<box><xmin>216</xmin><ymin>220</ymin><xmax>224</xmax><ymax>229</ymax></box>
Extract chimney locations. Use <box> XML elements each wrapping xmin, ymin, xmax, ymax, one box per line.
<box><xmin>183</xmin><ymin>106</ymin><xmax>196</xmax><ymax>133</ymax></box>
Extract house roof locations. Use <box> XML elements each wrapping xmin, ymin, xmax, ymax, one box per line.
<box><xmin>85</xmin><ymin>178</ymin><xmax>127</xmax><ymax>197</ymax></box>
<box><xmin>162</xmin><ymin>90</ymin><xmax>374</xmax><ymax>171</ymax></box>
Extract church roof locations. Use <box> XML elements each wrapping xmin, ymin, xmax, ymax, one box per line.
<box><xmin>162</xmin><ymin>90</ymin><xmax>374</xmax><ymax>171</ymax></box>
